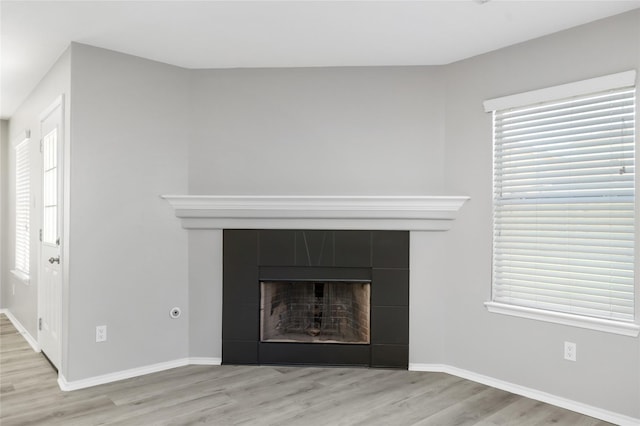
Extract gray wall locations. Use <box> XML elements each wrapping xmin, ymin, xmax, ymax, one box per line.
<box><xmin>189</xmin><ymin>66</ymin><xmax>446</xmax><ymax>195</ymax></box>
<box><xmin>65</xmin><ymin>44</ymin><xmax>190</xmax><ymax>380</ymax></box>
<box><xmin>442</xmin><ymin>10</ymin><xmax>640</xmax><ymax>418</ymax></box>
<box><xmin>3</xmin><ymin>49</ymin><xmax>71</xmax><ymax>339</ymax></box>
<box><xmin>188</xmin><ymin>229</ymin><xmax>222</xmax><ymax>358</ymax></box>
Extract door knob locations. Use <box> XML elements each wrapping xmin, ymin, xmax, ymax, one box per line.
<box><xmin>48</xmin><ymin>256</ymin><xmax>60</xmax><ymax>264</ymax></box>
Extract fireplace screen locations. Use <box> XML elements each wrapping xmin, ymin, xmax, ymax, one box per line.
<box><xmin>260</xmin><ymin>281</ymin><xmax>371</xmax><ymax>344</ymax></box>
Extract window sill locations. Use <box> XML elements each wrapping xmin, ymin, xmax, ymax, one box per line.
<box><xmin>10</xmin><ymin>270</ymin><xmax>30</xmax><ymax>285</ymax></box>
<box><xmin>484</xmin><ymin>302</ymin><xmax>639</xmax><ymax>337</ymax></box>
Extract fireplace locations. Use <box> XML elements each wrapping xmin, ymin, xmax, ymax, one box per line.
<box><xmin>223</xmin><ymin>229</ymin><xmax>409</xmax><ymax>368</ymax></box>
<box><xmin>162</xmin><ymin>195</ymin><xmax>469</xmax><ymax>369</ymax></box>
<box><xmin>260</xmin><ymin>281</ymin><xmax>371</xmax><ymax>344</ymax></box>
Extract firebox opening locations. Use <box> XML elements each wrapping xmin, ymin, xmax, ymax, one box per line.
<box><xmin>260</xmin><ymin>281</ymin><xmax>371</xmax><ymax>344</ymax></box>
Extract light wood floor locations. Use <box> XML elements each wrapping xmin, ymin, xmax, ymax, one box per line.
<box><xmin>1</xmin><ymin>314</ymin><xmax>612</xmax><ymax>426</ymax></box>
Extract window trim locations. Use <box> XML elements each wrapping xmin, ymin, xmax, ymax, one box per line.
<box><xmin>11</xmin><ymin>129</ymin><xmax>31</xmax><ymax>285</ymax></box>
<box><xmin>11</xmin><ymin>269</ymin><xmax>30</xmax><ymax>285</ymax></box>
<box><xmin>484</xmin><ymin>70</ymin><xmax>639</xmax><ymax>335</ymax></box>
<box><xmin>483</xmin><ymin>70</ymin><xmax>636</xmax><ymax>112</ymax></box>
<box><xmin>485</xmin><ymin>302</ymin><xmax>639</xmax><ymax>337</ymax></box>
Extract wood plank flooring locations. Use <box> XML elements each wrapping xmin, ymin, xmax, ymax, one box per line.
<box><xmin>0</xmin><ymin>314</ymin><xmax>612</xmax><ymax>425</ymax></box>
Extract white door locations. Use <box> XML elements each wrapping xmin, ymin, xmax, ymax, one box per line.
<box><xmin>38</xmin><ymin>96</ymin><xmax>64</xmax><ymax>369</ymax></box>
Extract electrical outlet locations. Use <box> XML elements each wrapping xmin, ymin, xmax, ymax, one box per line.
<box><xmin>96</xmin><ymin>325</ymin><xmax>107</xmax><ymax>343</ymax></box>
<box><xmin>564</xmin><ymin>341</ymin><xmax>576</xmax><ymax>361</ymax></box>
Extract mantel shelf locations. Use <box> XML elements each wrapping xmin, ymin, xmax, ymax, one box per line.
<box><xmin>161</xmin><ymin>195</ymin><xmax>470</xmax><ymax>231</ymax></box>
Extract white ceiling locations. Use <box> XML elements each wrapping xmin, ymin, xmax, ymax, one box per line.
<box><xmin>2</xmin><ymin>0</ymin><xmax>640</xmax><ymax>119</ymax></box>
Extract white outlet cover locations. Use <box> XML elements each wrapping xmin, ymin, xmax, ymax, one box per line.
<box><xmin>96</xmin><ymin>325</ymin><xmax>107</xmax><ymax>343</ymax></box>
<box><xmin>564</xmin><ymin>341</ymin><xmax>576</xmax><ymax>361</ymax></box>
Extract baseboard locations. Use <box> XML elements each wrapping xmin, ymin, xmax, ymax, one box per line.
<box><xmin>58</xmin><ymin>358</ymin><xmax>191</xmax><ymax>391</ymax></box>
<box><xmin>188</xmin><ymin>357</ymin><xmax>222</xmax><ymax>365</ymax></box>
<box><xmin>409</xmin><ymin>363</ymin><xmax>639</xmax><ymax>426</ymax></box>
<box><xmin>0</xmin><ymin>308</ymin><xmax>40</xmax><ymax>352</ymax></box>
<box><xmin>58</xmin><ymin>356</ymin><xmax>222</xmax><ymax>391</ymax></box>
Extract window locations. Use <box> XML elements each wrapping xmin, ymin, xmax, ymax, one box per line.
<box><xmin>42</xmin><ymin>127</ymin><xmax>58</xmax><ymax>245</ymax></box>
<box><xmin>484</xmin><ymin>71</ymin><xmax>639</xmax><ymax>336</ymax></box>
<box><xmin>13</xmin><ymin>131</ymin><xmax>31</xmax><ymax>280</ymax></box>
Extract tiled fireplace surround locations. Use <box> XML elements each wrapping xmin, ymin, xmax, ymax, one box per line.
<box><xmin>163</xmin><ymin>195</ymin><xmax>468</xmax><ymax>369</ymax></box>
<box><xmin>224</xmin><ymin>229</ymin><xmax>410</xmax><ymax>368</ymax></box>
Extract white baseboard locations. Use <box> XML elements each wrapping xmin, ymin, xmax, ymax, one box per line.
<box><xmin>188</xmin><ymin>357</ymin><xmax>222</xmax><ymax>365</ymax></box>
<box><xmin>58</xmin><ymin>357</ymin><xmax>222</xmax><ymax>391</ymax></box>
<box><xmin>58</xmin><ymin>358</ymin><xmax>190</xmax><ymax>391</ymax></box>
<box><xmin>0</xmin><ymin>308</ymin><xmax>40</xmax><ymax>352</ymax></box>
<box><xmin>409</xmin><ymin>363</ymin><xmax>639</xmax><ymax>426</ymax></box>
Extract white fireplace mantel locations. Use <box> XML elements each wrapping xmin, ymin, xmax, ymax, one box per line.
<box><xmin>162</xmin><ymin>195</ymin><xmax>470</xmax><ymax>231</ymax></box>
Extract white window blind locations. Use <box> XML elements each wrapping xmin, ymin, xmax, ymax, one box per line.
<box><xmin>15</xmin><ymin>138</ymin><xmax>30</xmax><ymax>276</ymax></box>
<box><xmin>492</xmin><ymin>83</ymin><xmax>636</xmax><ymax>323</ymax></box>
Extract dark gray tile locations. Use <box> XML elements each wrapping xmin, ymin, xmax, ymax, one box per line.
<box><xmin>259</xmin><ymin>343</ymin><xmax>370</xmax><ymax>366</ymax></box>
<box><xmin>295</xmin><ymin>230</ymin><xmax>334</xmax><ymax>266</ymax></box>
<box><xmin>222</xmin><ymin>340</ymin><xmax>259</xmax><ymax>365</ymax></box>
<box><xmin>224</xmin><ymin>230</ymin><xmax>258</xmax><ymax>266</ymax></box>
<box><xmin>371</xmin><ymin>306</ymin><xmax>409</xmax><ymax>345</ymax></box>
<box><xmin>223</xmin><ymin>303</ymin><xmax>259</xmax><ymax>341</ymax></box>
<box><xmin>259</xmin><ymin>266</ymin><xmax>371</xmax><ymax>282</ymax></box>
<box><xmin>258</xmin><ymin>230</ymin><xmax>296</xmax><ymax>266</ymax></box>
<box><xmin>223</xmin><ymin>264</ymin><xmax>259</xmax><ymax>307</ymax></box>
<box><xmin>372</xmin><ymin>231</ymin><xmax>409</xmax><ymax>268</ymax></box>
<box><xmin>335</xmin><ymin>230</ymin><xmax>372</xmax><ymax>267</ymax></box>
<box><xmin>223</xmin><ymin>230</ymin><xmax>259</xmax><ymax>307</ymax></box>
<box><xmin>371</xmin><ymin>344</ymin><xmax>409</xmax><ymax>369</ymax></box>
<box><xmin>372</xmin><ymin>269</ymin><xmax>409</xmax><ymax>307</ymax></box>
